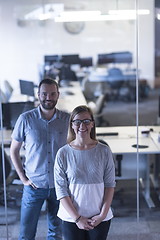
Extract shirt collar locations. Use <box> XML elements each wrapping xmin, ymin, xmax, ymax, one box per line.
<box><xmin>37</xmin><ymin>105</ymin><xmax>58</xmax><ymax>121</ymax></box>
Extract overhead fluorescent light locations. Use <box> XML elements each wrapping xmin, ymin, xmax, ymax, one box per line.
<box><xmin>22</xmin><ymin>5</ymin><xmax>150</xmax><ymax>23</ymax></box>
<box><xmin>108</xmin><ymin>9</ymin><xmax>150</xmax><ymax>15</ymax></box>
<box><xmin>60</xmin><ymin>10</ymin><xmax>101</xmax><ymax>17</ymax></box>
<box><xmin>55</xmin><ymin>10</ymin><xmax>103</xmax><ymax>22</ymax></box>
<box><xmin>38</xmin><ymin>13</ymin><xmax>54</xmax><ymax>21</ymax></box>
<box><xmin>55</xmin><ymin>14</ymin><xmax>135</xmax><ymax>22</ymax></box>
<box><xmin>55</xmin><ymin>9</ymin><xmax>150</xmax><ymax>22</ymax></box>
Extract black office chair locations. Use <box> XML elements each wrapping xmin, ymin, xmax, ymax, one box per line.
<box><xmin>0</xmin><ymin>89</ymin><xmax>7</xmax><ymax>103</ymax></box>
<box><xmin>58</xmin><ymin>64</ymin><xmax>77</xmax><ymax>87</ymax></box>
<box><xmin>0</xmin><ymin>147</ymin><xmax>11</xmax><ymax>185</ymax></box>
<box><xmin>3</xmin><ymin>80</ymin><xmax>13</xmax><ymax>102</ymax></box>
<box><xmin>0</xmin><ymin>147</ymin><xmax>18</xmax><ymax>205</ymax></box>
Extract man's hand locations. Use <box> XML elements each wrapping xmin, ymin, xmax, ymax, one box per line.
<box><xmin>23</xmin><ymin>178</ymin><xmax>37</xmax><ymax>189</ymax></box>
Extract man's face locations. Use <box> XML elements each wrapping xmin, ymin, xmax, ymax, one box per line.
<box><xmin>38</xmin><ymin>83</ymin><xmax>59</xmax><ymax>110</ymax></box>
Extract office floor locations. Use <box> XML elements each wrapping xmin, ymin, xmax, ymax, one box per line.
<box><xmin>1</xmin><ymin>87</ymin><xmax>160</xmax><ymax>240</ymax></box>
<box><xmin>0</xmin><ymin>179</ymin><xmax>160</xmax><ymax>240</ymax></box>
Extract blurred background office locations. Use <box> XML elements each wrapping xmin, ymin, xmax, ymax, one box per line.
<box><xmin>1</xmin><ymin>0</ymin><xmax>160</xmax><ymax>240</ymax></box>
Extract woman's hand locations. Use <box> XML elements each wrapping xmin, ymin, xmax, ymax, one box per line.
<box><xmin>76</xmin><ymin>216</ymin><xmax>94</xmax><ymax>230</ymax></box>
<box><xmin>89</xmin><ymin>214</ymin><xmax>104</xmax><ymax>227</ymax></box>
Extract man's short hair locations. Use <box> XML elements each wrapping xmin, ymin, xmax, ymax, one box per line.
<box><xmin>38</xmin><ymin>78</ymin><xmax>59</xmax><ymax>91</ymax></box>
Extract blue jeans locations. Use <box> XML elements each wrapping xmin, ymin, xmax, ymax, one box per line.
<box><xmin>62</xmin><ymin>220</ymin><xmax>111</xmax><ymax>240</ymax></box>
<box><xmin>19</xmin><ymin>186</ymin><xmax>62</xmax><ymax>240</ymax></box>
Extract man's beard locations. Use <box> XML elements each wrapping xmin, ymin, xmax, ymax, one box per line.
<box><xmin>40</xmin><ymin>100</ymin><xmax>57</xmax><ymax>110</ymax></box>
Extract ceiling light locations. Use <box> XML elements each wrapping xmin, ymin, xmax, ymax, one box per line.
<box><xmin>54</xmin><ymin>9</ymin><xmax>150</xmax><ymax>23</ymax></box>
<box><xmin>22</xmin><ymin>5</ymin><xmax>150</xmax><ymax>23</ymax></box>
<box><xmin>60</xmin><ymin>10</ymin><xmax>101</xmax><ymax>17</ymax></box>
<box><xmin>55</xmin><ymin>10</ymin><xmax>102</xmax><ymax>22</ymax></box>
<box><xmin>55</xmin><ymin>14</ymin><xmax>135</xmax><ymax>22</ymax></box>
<box><xmin>108</xmin><ymin>9</ymin><xmax>150</xmax><ymax>15</ymax></box>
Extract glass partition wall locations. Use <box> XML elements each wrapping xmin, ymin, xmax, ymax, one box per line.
<box><xmin>0</xmin><ymin>0</ymin><xmax>159</xmax><ymax>239</ymax></box>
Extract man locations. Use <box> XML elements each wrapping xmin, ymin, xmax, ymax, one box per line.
<box><xmin>10</xmin><ymin>78</ymin><xmax>70</xmax><ymax>240</ymax></box>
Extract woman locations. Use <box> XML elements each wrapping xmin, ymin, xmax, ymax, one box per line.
<box><xmin>54</xmin><ymin>105</ymin><xmax>116</xmax><ymax>240</ymax></box>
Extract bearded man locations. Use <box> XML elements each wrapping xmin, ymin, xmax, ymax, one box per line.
<box><xmin>10</xmin><ymin>78</ymin><xmax>70</xmax><ymax>240</ymax></box>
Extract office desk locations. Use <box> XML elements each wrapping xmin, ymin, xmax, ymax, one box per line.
<box><xmin>148</xmin><ymin>128</ymin><xmax>160</xmax><ymax>193</ymax></box>
<box><xmin>96</xmin><ymin>126</ymin><xmax>160</xmax><ymax>208</ymax></box>
<box><xmin>57</xmin><ymin>81</ymin><xmax>87</xmax><ymax>113</ymax></box>
<box><xmin>9</xmin><ymin>88</ymin><xmax>35</xmax><ymax>102</ymax></box>
<box><xmin>1</xmin><ymin>126</ymin><xmax>160</xmax><ymax>207</ymax></box>
<box><xmin>0</xmin><ymin>129</ymin><xmax>12</xmax><ymax>146</ymax></box>
<box><xmin>0</xmin><ymin>129</ymin><xmax>26</xmax><ymax>157</ymax></box>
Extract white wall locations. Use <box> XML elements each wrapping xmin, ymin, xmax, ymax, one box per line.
<box><xmin>0</xmin><ymin>0</ymin><xmax>155</xmax><ymax>89</ymax></box>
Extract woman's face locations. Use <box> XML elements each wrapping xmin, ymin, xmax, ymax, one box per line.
<box><xmin>71</xmin><ymin>111</ymin><xmax>94</xmax><ymax>138</ymax></box>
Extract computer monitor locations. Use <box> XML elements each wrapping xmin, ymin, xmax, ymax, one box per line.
<box><xmin>19</xmin><ymin>80</ymin><xmax>35</xmax><ymax>97</ymax></box>
<box><xmin>97</xmin><ymin>51</ymin><xmax>133</xmax><ymax>64</ymax></box>
<box><xmin>44</xmin><ymin>55</ymin><xmax>60</xmax><ymax>65</ymax></box>
<box><xmin>2</xmin><ymin>101</ymin><xmax>35</xmax><ymax>129</ymax></box>
<box><xmin>80</xmin><ymin>57</ymin><xmax>93</xmax><ymax>67</ymax></box>
<box><xmin>112</xmin><ymin>51</ymin><xmax>132</xmax><ymax>63</ymax></box>
<box><xmin>97</xmin><ymin>53</ymin><xmax>114</xmax><ymax>64</ymax></box>
<box><xmin>61</xmin><ymin>54</ymin><xmax>80</xmax><ymax>65</ymax></box>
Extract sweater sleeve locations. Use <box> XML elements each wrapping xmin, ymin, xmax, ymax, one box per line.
<box><xmin>104</xmin><ymin>146</ymin><xmax>116</xmax><ymax>188</ymax></box>
<box><xmin>54</xmin><ymin>148</ymin><xmax>70</xmax><ymax>200</ymax></box>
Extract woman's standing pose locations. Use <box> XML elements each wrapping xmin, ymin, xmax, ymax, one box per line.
<box><xmin>54</xmin><ymin>105</ymin><xmax>116</xmax><ymax>240</ymax></box>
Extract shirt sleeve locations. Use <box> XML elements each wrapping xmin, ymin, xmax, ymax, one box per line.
<box><xmin>11</xmin><ymin>114</ymin><xmax>26</xmax><ymax>142</ymax></box>
<box><xmin>54</xmin><ymin>148</ymin><xmax>70</xmax><ymax>200</ymax></box>
<box><xmin>104</xmin><ymin>146</ymin><xmax>116</xmax><ymax>188</ymax></box>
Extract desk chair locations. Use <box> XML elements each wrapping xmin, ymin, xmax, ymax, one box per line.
<box><xmin>82</xmin><ymin>77</ymin><xmax>111</xmax><ymax>102</ymax></box>
<box><xmin>0</xmin><ymin>89</ymin><xmax>7</xmax><ymax>103</ymax></box>
<box><xmin>107</xmin><ymin>68</ymin><xmax>124</xmax><ymax>84</ymax></box>
<box><xmin>0</xmin><ymin>147</ymin><xmax>11</xmax><ymax>205</ymax></box>
<box><xmin>3</xmin><ymin>80</ymin><xmax>13</xmax><ymax>101</ymax></box>
<box><xmin>81</xmin><ymin>77</ymin><xmax>100</xmax><ymax>101</ymax></box>
<box><xmin>0</xmin><ymin>147</ymin><xmax>11</xmax><ymax>185</ymax></box>
<box><xmin>58</xmin><ymin>64</ymin><xmax>77</xmax><ymax>86</ymax></box>
<box><xmin>107</xmin><ymin>68</ymin><xmax>124</xmax><ymax>100</ymax></box>
<box><xmin>0</xmin><ymin>147</ymin><xmax>17</xmax><ymax>205</ymax></box>
<box><xmin>88</xmin><ymin>94</ymin><xmax>109</xmax><ymax>127</ymax></box>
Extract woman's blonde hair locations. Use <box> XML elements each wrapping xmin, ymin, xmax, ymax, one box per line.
<box><xmin>67</xmin><ymin>105</ymin><xmax>96</xmax><ymax>143</ymax></box>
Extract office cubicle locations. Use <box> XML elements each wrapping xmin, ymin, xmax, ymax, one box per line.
<box><xmin>0</xmin><ymin>0</ymin><xmax>159</xmax><ymax>239</ymax></box>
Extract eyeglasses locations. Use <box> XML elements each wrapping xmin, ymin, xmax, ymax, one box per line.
<box><xmin>72</xmin><ymin>119</ymin><xmax>93</xmax><ymax>126</ymax></box>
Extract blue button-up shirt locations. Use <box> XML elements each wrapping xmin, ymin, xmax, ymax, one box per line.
<box><xmin>11</xmin><ymin>106</ymin><xmax>70</xmax><ymax>188</ymax></box>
